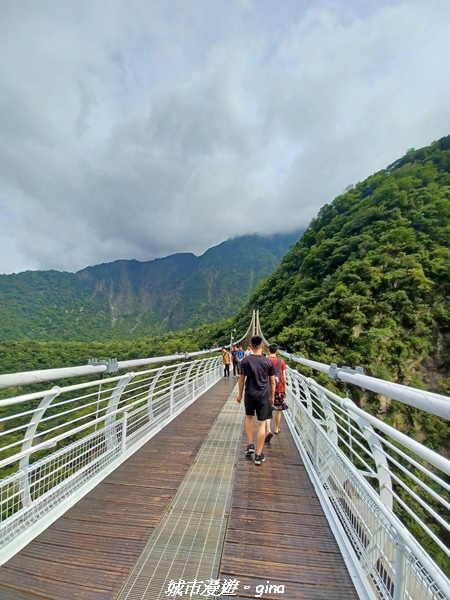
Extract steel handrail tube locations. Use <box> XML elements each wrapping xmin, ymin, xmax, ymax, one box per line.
<box><xmin>0</xmin><ymin>358</ymin><xmax>210</xmax><ymax>410</ymax></box>
<box><xmin>0</xmin><ymin>374</ymin><xmax>129</xmax><ymax>408</ymax></box>
<box><xmin>0</xmin><ymin>349</ymin><xmax>221</xmax><ymax>390</ymax></box>
<box><xmin>337</xmin><ymin>371</ymin><xmax>450</xmax><ymax>420</ymax></box>
<box><xmin>373</xmin><ymin>437</ymin><xmax>450</xmax><ymax>494</ymax></box>
<box><xmin>277</xmin><ymin>349</ymin><xmax>450</xmax><ymax>420</ymax></box>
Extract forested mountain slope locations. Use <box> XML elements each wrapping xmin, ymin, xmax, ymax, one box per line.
<box><xmin>237</xmin><ymin>135</ymin><xmax>450</xmax><ymax>398</ymax></box>
<box><xmin>0</xmin><ymin>232</ymin><xmax>301</xmax><ymax>341</ymax></box>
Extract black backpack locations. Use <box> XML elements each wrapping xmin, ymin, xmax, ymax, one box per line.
<box><xmin>274</xmin><ymin>358</ymin><xmax>281</xmax><ymax>385</ymax></box>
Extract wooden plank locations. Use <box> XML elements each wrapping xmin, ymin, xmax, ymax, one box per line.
<box><xmin>0</xmin><ymin>586</ymin><xmax>45</xmax><ymax>600</ymax></box>
<box><xmin>225</xmin><ymin>528</ymin><xmax>344</xmax><ymax>553</ymax></box>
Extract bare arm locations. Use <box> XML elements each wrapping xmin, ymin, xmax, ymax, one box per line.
<box><xmin>270</xmin><ymin>375</ymin><xmax>276</xmax><ymax>404</ymax></box>
<box><xmin>236</xmin><ymin>374</ymin><xmax>245</xmax><ymax>403</ymax></box>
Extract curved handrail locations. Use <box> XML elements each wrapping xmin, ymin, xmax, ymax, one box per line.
<box><xmin>0</xmin><ymin>348</ymin><xmax>221</xmax><ymax>390</ymax></box>
<box><xmin>259</xmin><ymin>313</ymin><xmax>450</xmax><ymax>420</ymax></box>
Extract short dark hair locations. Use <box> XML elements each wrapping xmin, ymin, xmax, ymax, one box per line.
<box><xmin>250</xmin><ymin>335</ymin><xmax>263</xmax><ymax>349</ymax></box>
<box><xmin>268</xmin><ymin>343</ymin><xmax>278</xmax><ymax>354</ymax></box>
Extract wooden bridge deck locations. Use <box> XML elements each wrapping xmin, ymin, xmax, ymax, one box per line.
<box><xmin>0</xmin><ymin>379</ymin><xmax>360</xmax><ymax>600</ymax></box>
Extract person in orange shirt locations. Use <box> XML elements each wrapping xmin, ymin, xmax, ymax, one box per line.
<box><xmin>221</xmin><ymin>347</ymin><xmax>232</xmax><ymax>378</ymax></box>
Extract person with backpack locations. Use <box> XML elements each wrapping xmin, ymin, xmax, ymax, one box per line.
<box><xmin>267</xmin><ymin>343</ymin><xmax>288</xmax><ymax>435</ymax></box>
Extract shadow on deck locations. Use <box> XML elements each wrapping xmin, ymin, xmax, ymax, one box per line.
<box><xmin>0</xmin><ymin>379</ymin><xmax>359</xmax><ymax>600</ymax></box>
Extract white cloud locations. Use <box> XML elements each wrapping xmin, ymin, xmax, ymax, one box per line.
<box><xmin>0</xmin><ymin>0</ymin><xmax>449</xmax><ymax>274</ymax></box>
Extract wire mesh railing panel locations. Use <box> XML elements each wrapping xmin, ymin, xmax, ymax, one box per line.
<box><xmin>0</xmin><ymin>425</ymin><xmax>121</xmax><ymax>546</ymax></box>
<box><xmin>286</xmin><ymin>369</ymin><xmax>450</xmax><ymax>600</ymax></box>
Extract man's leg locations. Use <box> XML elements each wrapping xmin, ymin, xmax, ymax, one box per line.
<box><xmin>256</xmin><ymin>419</ymin><xmax>266</xmax><ymax>456</ymax></box>
<box><xmin>245</xmin><ymin>415</ymin><xmax>254</xmax><ymax>445</ymax></box>
<box><xmin>244</xmin><ymin>415</ymin><xmax>255</xmax><ymax>456</ymax></box>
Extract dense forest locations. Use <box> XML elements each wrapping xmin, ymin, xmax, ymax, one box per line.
<box><xmin>235</xmin><ymin>135</ymin><xmax>450</xmax><ymax>399</ymax></box>
<box><xmin>0</xmin><ymin>320</ymin><xmax>230</xmax><ymax>378</ymax></box>
<box><xmin>231</xmin><ymin>134</ymin><xmax>450</xmax><ymax>460</ymax></box>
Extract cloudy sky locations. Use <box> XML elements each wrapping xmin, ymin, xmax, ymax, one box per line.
<box><xmin>1</xmin><ymin>0</ymin><xmax>449</xmax><ymax>274</ymax></box>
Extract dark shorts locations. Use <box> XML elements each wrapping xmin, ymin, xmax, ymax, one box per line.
<box><xmin>244</xmin><ymin>395</ymin><xmax>273</xmax><ymax>421</ymax></box>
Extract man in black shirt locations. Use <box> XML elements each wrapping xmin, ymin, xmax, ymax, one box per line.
<box><xmin>237</xmin><ymin>335</ymin><xmax>276</xmax><ymax>465</ymax></box>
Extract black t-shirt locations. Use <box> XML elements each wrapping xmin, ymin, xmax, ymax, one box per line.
<box><xmin>240</xmin><ymin>354</ymin><xmax>275</xmax><ymax>401</ymax></box>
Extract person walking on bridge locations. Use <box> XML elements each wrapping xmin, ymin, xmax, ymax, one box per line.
<box><xmin>267</xmin><ymin>343</ymin><xmax>288</xmax><ymax>435</ymax></box>
<box><xmin>222</xmin><ymin>347</ymin><xmax>231</xmax><ymax>378</ymax></box>
<box><xmin>231</xmin><ymin>345</ymin><xmax>240</xmax><ymax>377</ymax></box>
<box><xmin>237</xmin><ymin>335</ymin><xmax>276</xmax><ymax>465</ymax></box>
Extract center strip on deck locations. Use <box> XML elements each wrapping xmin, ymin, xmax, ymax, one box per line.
<box><xmin>116</xmin><ymin>386</ymin><xmax>243</xmax><ymax>599</ymax></box>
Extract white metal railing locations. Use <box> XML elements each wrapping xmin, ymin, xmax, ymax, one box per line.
<box><xmin>281</xmin><ymin>352</ymin><xmax>450</xmax><ymax>421</ymax></box>
<box><xmin>283</xmin><ymin>367</ymin><xmax>450</xmax><ymax>600</ymax></box>
<box><xmin>0</xmin><ymin>354</ymin><xmax>222</xmax><ymax>564</ymax></box>
<box><xmin>0</xmin><ymin>348</ymin><xmax>220</xmax><ymax>389</ymax></box>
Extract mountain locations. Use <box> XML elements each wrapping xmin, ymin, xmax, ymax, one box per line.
<box><xmin>231</xmin><ymin>135</ymin><xmax>450</xmax><ymax>573</ymax></box>
<box><xmin>235</xmin><ymin>134</ymin><xmax>450</xmax><ymax>397</ymax></box>
<box><xmin>0</xmin><ymin>231</ymin><xmax>302</xmax><ymax>341</ymax></box>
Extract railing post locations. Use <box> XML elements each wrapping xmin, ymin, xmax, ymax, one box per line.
<box><xmin>185</xmin><ymin>361</ymin><xmax>197</xmax><ymax>402</ymax></box>
<box><xmin>312</xmin><ymin>425</ymin><xmax>318</xmax><ymax>467</ymax></box>
<box><xmin>104</xmin><ymin>374</ymin><xmax>134</xmax><ymax>451</ymax></box>
<box><xmin>393</xmin><ymin>536</ymin><xmax>407</xmax><ymax>600</ymax></box>
<box><xmin>299</xmin><ymin>379</ymin><xmax>313</xmax><ymax>416</ymax></box>
<box><xmin>19</xmin><ymin>387</ymin><xmax>61</xmax><ymax>508</ymax></box>
<box><xmin>121</xmin><ymin>410</ymin><xmax>128</xmax><ymax>453</ymax></box>
<box><xmin>342</xmin><ymin>399</ymin><xmax>393</xmax><ymax>510</ymax></box>
<box><xmin>145</xmin><ymin>366</ymin><xmax>167</xmax><ymax>421</ymax></box>
<box><xmin>170</xmin><ymin>364</ymin><xmax>184</xmax><ymax>415</ymax></box>
<box><xmin>318</xmin><ymin>389</ymin><xmax>338</xmax><ymax>446</ymax></box>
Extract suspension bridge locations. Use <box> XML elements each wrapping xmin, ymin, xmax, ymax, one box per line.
<box><xmin>0</xmin><ymin>311</ymin><xmax>448</xmax><ymax>600</ymax></box>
